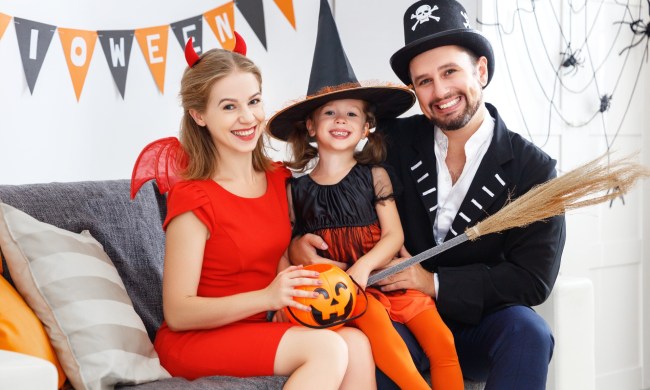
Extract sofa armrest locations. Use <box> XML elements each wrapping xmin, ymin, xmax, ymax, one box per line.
<box><xmin>0</xmin><ymin>350</ymin><xmax>59</xmax><ymax>390</ymax></box>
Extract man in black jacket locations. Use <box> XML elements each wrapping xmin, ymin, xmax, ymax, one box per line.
<box><xmin>290</xmin><ymin>1</ymin><xmax>565</xmax><ymax>388</ymax></box>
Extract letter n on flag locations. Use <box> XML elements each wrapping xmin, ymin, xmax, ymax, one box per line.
<box><xmin>205</xmin><ymin>2</ymin><xmax>235</xmax><ymax>51</ymax></box>
<box><xmin>135</xmin><ymin>25</ymin><xmax>169</xmax><ymax>94</ymax></box>
<box><xmin>58</xmin><ymin>28</ymin><xmax>97</xmax><ymax>101</ymax></box>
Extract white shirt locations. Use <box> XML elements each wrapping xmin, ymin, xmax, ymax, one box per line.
<box><xmin>432</xmin><ymin>114</ymin><xmax>495</xmax><ymax>297</ymax></box>
<box><xmin>433</xmin><ymin>115</ymin><xmax>495</xmax><ymax>244</ymax></box>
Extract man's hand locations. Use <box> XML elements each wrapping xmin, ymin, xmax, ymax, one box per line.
<box><xmin>288</xmin><ymin>233</ymin><xmax>349</xmax><ymax>270</ymax></box>
<box><xmin>374</xmin><ymin>246</ymin><xmax>436</xmax><ymax>298</ymax></box>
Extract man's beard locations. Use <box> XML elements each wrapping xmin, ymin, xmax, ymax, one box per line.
<box><xmin>429</xmin><ymin>89</ymin><xmax>483</xmax><ymax>131</ymax></box>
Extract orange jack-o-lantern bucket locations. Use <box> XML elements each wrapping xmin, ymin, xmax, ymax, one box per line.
<box><xmin>284</xmin><ymin>264</ymin><xmax>367</xmax><ymax>330</ymax></box>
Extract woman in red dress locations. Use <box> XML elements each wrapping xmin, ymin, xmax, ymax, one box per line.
<box><xmin>151</xmin><ymin>44</ymin><xmax>375</xmax><ymax>389</ymax></box>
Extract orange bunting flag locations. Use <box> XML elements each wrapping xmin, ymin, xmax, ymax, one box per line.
<box><xmin>135</xmin><ymin>25</ymin><xmax>169</xmax><ymax>94</ymax></box>
<box><xmin>58</xmin><ymin>28</ymin><xmax>97</xmax><ymax>101</ymax></box>
<box><xmin>274</xmin><ymin>0</ymin><xmax>296</xmax><ymax>29</ymax></box>
<box><xmin>0</xmin><ymin>13</ymin><xmax>11</xmax><ymax>39</ymax></box>
<box><xmin>205</xmin><ymin>2</ymin><xmax>235</xmax><ymax>51</ymax></box>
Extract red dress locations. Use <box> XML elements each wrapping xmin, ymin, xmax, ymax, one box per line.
<box><xmin>154</xmin><ymin>164</ymin><xmax>295</xmax><ymax>379</ymax></box>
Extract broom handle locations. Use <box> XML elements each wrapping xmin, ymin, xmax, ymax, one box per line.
<box><xmin>367</xmin><ymin>233</ymin><xmax>470</xmax><ymax>286</ymax></box>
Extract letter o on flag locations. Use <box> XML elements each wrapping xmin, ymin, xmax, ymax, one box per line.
<box><xmin>71</xmin><ymin>36</ymin><xmax>87</xmax><ymax>67</ymax></box>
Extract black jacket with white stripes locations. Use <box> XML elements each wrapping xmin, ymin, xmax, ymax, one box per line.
<box><xmin>377</xmin><ymin>103</ymin><xmax>566</xmax><ymax>325</ymax></box>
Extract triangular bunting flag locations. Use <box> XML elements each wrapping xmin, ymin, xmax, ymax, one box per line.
<box><xmin>97</xmin><ymin>30</ymin><xmax>134</xmax><ymax>99</ymax></box>
<box><xmin>135</xmin><ymin>25</ymin><xmax>169</xmax><ymax>94</ymax></box>
<box><xmin>273</xmin><ymin>0</ymin><xmax>296</xmax><ymax>29</ymax></box>
<box><xmin>0</xmin><ymin>13</ymin><xmax>11</xmax><ymax>40</ymax></box>
<box><xmin>58</xmin><ymin>28</ymin><xmax>97</xmax><ymax>101</ymax></box>
<box><xmin>14</xmin><ymin>17</ymin><xmax>56</xmax><ymax>94</ymax></box>
<box><xmin>205</xmin><ymin>3</ymin><xmax>236</xmax><ymax>51</ymax></box>
<box><xmin>236</xmin><ymin>0</ymin><xmax>267</xmax><ymax>49</ymax></box>
<box><xmin>171</xmin><ymin>15</ymin><xmax>203</xmax><ymax>55</ymax></box>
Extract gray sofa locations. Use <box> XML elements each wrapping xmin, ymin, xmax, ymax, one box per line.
<box><xmin>0</xmin><ymin>179</ymin><xmax>484</xmax><ymax>390</ymax></box>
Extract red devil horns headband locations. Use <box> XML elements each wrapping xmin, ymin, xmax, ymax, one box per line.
<box><xmin>184</xmin><ymin>37</ymin><xmax>201</xmax><ymax>67</ymax></box>
<box><xmin>184</xmin><ymin>32</ymin><xmax>248</xmax><ymax>68</ymax></box>
<box><xmin>232</xmin><ymin>31</ymin><xmax>247</xmax><ymax>56</ymax></box>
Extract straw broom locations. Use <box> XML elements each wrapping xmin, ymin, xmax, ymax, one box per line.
<box><xmin>367</xmin><ymin>153</ymin><xmax>650</xmax><ymax>285</ymax></box>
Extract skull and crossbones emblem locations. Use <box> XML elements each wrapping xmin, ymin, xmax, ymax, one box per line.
<box><xmin>411</xmin><ymin>4</ymin><xmax>440</xmax><ymax>31</ymax></box>
<box><xmin>461</xmin><ymin>11</ymin><xmax>471</xmax><ymax>28</ymax></box>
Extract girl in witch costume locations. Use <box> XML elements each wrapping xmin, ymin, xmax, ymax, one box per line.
<box><xmin>136</xmin><ymin>35</ymin><xmax>376</xmax><ymax>389</ymax></box>
<box><xmin>267</xmin><ymin>1</ymin><xmax>463</xmax><ymax>389</ymax></box>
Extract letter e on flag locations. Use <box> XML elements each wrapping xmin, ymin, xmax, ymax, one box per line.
<box><xmin>135</xmin><ymin>25</ymin><xmax>169</xmax><ymax>94</ymax></box>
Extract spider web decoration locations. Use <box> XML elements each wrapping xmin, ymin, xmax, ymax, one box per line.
<box><xmin>477</xmin><ymin>0</ymin><xmax>648</xmax><ymax>207</ymax></box>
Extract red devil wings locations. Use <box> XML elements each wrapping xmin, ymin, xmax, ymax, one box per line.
<box><xmin>130</xmin><ymin>137</ymin><xmax>188</xmax><ymax>199</ymax></box>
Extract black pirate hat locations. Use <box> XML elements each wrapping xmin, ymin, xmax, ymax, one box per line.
<box><xmin>268</xmin><ymin>0</ymin><xmax>415</xmax><ymax>141</ymax></box>
<box><xmin>390</xmin><ymin>0</ymin><xmax>495</xmax><ymax>87</ymax></box>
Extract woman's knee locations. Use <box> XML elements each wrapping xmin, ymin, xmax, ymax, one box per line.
<box><xmin>276</xmin><ymin>328</ymin><xmax>349</xmax><ymax>373</ymax></box>
<box><xmin>337</xmin><ymin>327</ymin><xmax>373</xmax><ymax>356</ymax></box>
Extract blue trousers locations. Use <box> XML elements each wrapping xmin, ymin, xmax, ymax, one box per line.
<box><xmin>376</xmin><ymin>306</ymin><xmax>554</xmax><ymax>390</ymax></box>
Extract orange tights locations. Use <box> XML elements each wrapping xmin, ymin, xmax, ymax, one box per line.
<box><xmin>352</xmin><ymin>295</ymin><xmax>463</xmax><ymax>390</ymax></box>
<box><xmin>408</xmin><ymin>307</ymin><xmax>464</xmax><ymax>390</ymax></box>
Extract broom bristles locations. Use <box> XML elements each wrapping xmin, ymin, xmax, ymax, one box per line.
<box><xmin>466</xmin><ymin>153</ymin><xmax>650</xmax><ymax>240</ymax></box>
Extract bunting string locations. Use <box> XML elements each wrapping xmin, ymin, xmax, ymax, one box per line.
<box><xmin>0</xmin><ymin>0</ymin><xmax>296</xmax><ymax>100</ymax></box>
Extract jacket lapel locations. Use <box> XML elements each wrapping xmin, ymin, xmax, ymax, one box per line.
<box><xmin>444</xmin><ymin>104</ymin><xmax>515</xmax><ymax>241</ymax></box>
<box><xmin>407</xmin><ymin>125</ymin><xmax>439</xmax><ymax>232</ymax></box>
<box><xmin>444</xmin><ymin>153</ymin><xmax>510</xmax><ymax>240</ymax></box>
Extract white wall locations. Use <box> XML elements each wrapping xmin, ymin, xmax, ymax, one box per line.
<box><xmin>1</xmin><ymin>0</ymin><xmax>648</xmax><ymax>388</ymax></box>
<box><xmin>641</xmin><ymin>5</ymin><xmax>650</xmax><ymax>388</ymax></box>
<box><xmin>479</xmin><ymin>1</ymin><xmax>648</xmax><ymax>389</ymax></box>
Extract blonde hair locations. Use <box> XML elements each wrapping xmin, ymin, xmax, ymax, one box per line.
<box><xmin>179</xmin><ymin>49</ymin><xmax>272</xmax><ymax>180</ymax></box>
<box><xmin>285</xmin><ymin>100</ymin><xmax>384</xmax><ymax>172</ymax></box>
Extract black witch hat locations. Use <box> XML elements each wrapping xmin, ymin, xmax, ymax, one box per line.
<box><xmin>267</xmin><ymin>0</ymin><xmax>415</xmax><ymax>141</ymax></box>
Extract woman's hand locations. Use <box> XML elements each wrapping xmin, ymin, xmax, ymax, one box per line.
<box><xmin>265</xmin><ymin>265</ymin><xmax>322</xmax><ymax>312</ymax></box>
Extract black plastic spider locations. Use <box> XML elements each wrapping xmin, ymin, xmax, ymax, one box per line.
<box><xmin>616</xmin><ymin>0</ymin><xmax>650</xmax><ymax>55</ymax></box>
<box><xmin>560</xmin><ymin>44</ymin><xmax>584</xmax><ymax>76</ymax></box>
<box><xmin>599</xmin><ymin>94</ymin><xmax>613</xmax><ymax>113</ymax></box>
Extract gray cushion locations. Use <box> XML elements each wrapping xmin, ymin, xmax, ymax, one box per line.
<box><xmin>115</xmin><ymin>374</ymin><xmax>486</xmax><ymax>389</ymax></box>
<box><xmin>116</xmin><ymin>376</ymin><xmax>288</xmax><ymax>390</ymax></box>
<box><xmin>0</xmin><ymin>180</ymin><xmax>166</xmax><ymax>341</ymax></box>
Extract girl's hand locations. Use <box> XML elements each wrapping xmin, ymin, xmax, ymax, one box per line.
<box><xmin>346</xmin><ymin>263</ymin><xmax>371</xmax><ymax>291</ymax></box>
<box><xmin>265</xmin><ymin>265</ymin><xmax>322</xmax><ymax>312</ymax></box>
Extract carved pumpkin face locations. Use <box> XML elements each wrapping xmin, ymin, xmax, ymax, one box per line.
<box><xmin>284</xmin><ymin>264</ymin><xmax>356</xmax><ymax>330</ymax></box>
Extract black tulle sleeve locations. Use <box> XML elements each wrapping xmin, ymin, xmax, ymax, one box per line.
<box><xmin>371</xmin><ymin>165</ymin><xmax>397</xmax><ymax>205</ymax></box>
